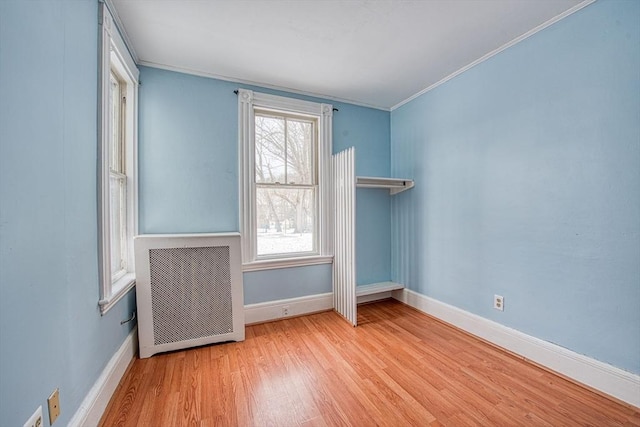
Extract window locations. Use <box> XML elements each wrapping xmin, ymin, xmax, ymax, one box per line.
<box><xmin>98</xmin><ymin>4</ymin><xmax>139</xmax><ymax>314</ymax></box>
<box><xmin>239</xmin><ymin>90</ymin><xmax>333</xmax><ymax>271</ymax></box>
<box><xmin>255</xmin><ymin>111</ymin><xmax>316</xmax><ymax>256</ymax></box>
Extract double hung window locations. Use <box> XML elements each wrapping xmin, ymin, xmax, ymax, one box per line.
<box><xmin>239</xmin><ymin>90</ymin><xmax>333</xmax><ymax>270</ymax></box>
<box><xmin>98</xmin><ymin>4</ymin><xmax>139</xmax><ymax>313</ymax></box>
<box><xmin>255</xmin><ymin>110</ymin><xmax>317</xmax><ymax>256</ymax></box>
<box><xmin>109</xmin><ymin>70</ymin><xmax>127</xmax><ymax>282</ymax></box>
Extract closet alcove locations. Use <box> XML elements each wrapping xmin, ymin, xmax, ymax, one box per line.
<box><xmin>333</xmin><ymin>147</ymin><xmax>414</xmax><ymax>326</ymax></box>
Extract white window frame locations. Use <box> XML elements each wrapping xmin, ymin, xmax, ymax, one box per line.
<box><xmin>98</xmin><ymin>4</ymin><xmax>139</xmax><ymax>314</ymax></box>
<box><xmin>238</xmin><ymin>89</ymin><xmax>333</xmax><ymax>271</ymax></box>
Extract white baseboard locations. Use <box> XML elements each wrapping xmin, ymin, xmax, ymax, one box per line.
<box><xmin>392</xmin><ymin>289</ymin><xmax>640</xmax><ymax>408</ymax></box>
<box><xmin>244</xmin><ymin>292</ymin><xmax>333</xmax><ymax>325</ymax></box>
<box><xmin>68</xmin><ymin>294</ymin><xmax>333</xmax><ymax>425</ymax></box>
<box><xmin>68</xmin><ymin>326</ymin><xmax>138</xmax><ymax>427</ymax></box>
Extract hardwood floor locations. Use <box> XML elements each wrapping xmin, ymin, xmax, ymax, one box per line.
<box><xmin>100</xmin><ymin>299</ymin><xmax>640</xmax><ymax>426</ymax></box>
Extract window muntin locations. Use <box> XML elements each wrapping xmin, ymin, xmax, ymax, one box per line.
<box><xmin>255</xmin><ymin>111</ymin><xmax>318</xmax><ymax>257</ymax></box>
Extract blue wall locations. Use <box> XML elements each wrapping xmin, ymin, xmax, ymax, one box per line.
<box><xmin>0</xmin><ymin>1</ymin><xmax>137</xmax><ymax>425</ymax></box>
<box><xmin>138</xmin><ymin>66</ymin><xmax>392</xmax><ymax>302</ymax></box>
<box><xmin>5</xmin><ymin>3</ymin><xmax>635</xmax><ymax>426</ymax></box>
<box><xmin>391</xmin><ymin>0</ymin><xmax>640</xmax><ymax>374</ymax></box>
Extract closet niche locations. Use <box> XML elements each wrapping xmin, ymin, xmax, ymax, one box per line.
<box><xmin>333</xmin><ymin>147</ymin><xmax>414</xmax><ymax>326</ymax></box>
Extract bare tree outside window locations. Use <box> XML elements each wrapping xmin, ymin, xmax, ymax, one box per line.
<box><xmin>255</xmin><ymin>111</ymin><xmax>317</xmax><ymax>256</ymax></box>
<box><xmin>109</xmin><ymin>71</ymin><xmax>127</xmax><ymax>281</ymax></box>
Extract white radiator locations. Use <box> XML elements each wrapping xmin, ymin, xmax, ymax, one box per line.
<box><xmin>333</xmin><ymin>148</ymin><xmax>357</xmax><ymax>326</ymax></box>
<box><xmin>134</xmin><ymin>233</ymin><xmax>244</xmax><ymax>358</ymax></box>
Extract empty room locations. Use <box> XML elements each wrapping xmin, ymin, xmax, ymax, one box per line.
<box><xmin>1</xmin><ymin>0</ymin><xmax>639</xmax><ymax>426</ymax></box>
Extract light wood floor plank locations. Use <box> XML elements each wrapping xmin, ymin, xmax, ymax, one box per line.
<box><xmin>100</xmin><ymin>299</ymin><xmax>640</xmax><ymax>426</ymax></box>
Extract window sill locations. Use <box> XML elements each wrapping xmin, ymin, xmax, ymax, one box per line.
<box><xmin>99</xmin><ymin>273</ymin><xmax>135</xmax><ymax>315</ymax></box>
<box><xmin>243</xmin><ymin>255</ymin><xmax>333</xmax><ymax>272</ymax></box>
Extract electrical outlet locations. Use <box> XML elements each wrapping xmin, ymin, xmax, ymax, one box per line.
<box><xmin>23</xmin><ymin>406</ymin><xmax>43</xmax><ymax>427</ymax></box>
<box><xmin>494</xmin><ymin>295</ymin><xmax>504</xmax><ymax>311</ymax></box>
<box><xmin>282</xmin><ymin>305</ymin><xmax>289</xmax><ymax>316</ymax></box>
<box><xmin>47</xmin><ymin>388</ymin><xmax>60</xmax><ymax>425</ymax></box>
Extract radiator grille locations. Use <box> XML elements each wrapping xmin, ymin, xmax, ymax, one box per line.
<box><xmin>149</xmin><ymin>246</ymin><xmax>233</xmax><ymax>345</ymax></box>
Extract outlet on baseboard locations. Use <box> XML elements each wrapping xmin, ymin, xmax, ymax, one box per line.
<box><xmin>282</xmin><ymin>305</ymin><xmax>290</xmax><ymax>316</ymax></box>
<box><xmin>494</xmin><ymin>295</ymin><xmax>504</xmax><ymax>311</ymax></box>
<box><xmin>23</xmin><ymin>406</ymin><xmax>43</xmax><ymax>427</ymax></box>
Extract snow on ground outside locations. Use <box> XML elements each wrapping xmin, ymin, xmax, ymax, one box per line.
<box><xmin>257</xmin><ymin>231</ymin><xmax>313</xmax><ymax>255</ymax></box>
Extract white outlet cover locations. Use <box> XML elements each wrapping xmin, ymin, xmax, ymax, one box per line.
<box><xmin>23</xmin><ymin>406</ymin><xmax>43</xmax><ymax>427</ymax></box>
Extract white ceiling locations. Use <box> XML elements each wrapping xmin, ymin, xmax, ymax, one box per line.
<box><xmin>111</xmin><ymin>0</ymin><xmax>588</xmax><ymax>110</ymax></box>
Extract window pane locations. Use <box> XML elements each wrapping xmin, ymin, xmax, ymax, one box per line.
<box><xmin>255</xmin><ymin>115</ymin><xmax>285</xmax><ymax>183</ymax></box>
<box><xmin>256</xmin><ymin>186</ymin><xmax>315</xmax><ymax>256</ymax></box>
<box><xmin>110</xmin><ymin>174</ymin><xmax>126</xmax><ymax>277</ymax></box>
<box><xmin>109</xmin><ymin>72</ymin><xmax>122</xmax><ymax>173</ymax></box>
<box><xmin>286</xmin><ymin>119</ymin><xmax>314</xmax><ymax>185</ymax></box>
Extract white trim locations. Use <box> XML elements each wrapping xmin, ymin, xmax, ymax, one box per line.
<box><xmin>238</xmin><ymin>89</ymin><xmax>255</xmax><ymax>263</ymax></box>
<box><xmin>356</xmin><ymin>282</ymin><xmax>404</xmax><ymax>304</ymax></box>
<box><xmin>238</xmin><ymin>89</ymin><xmax>333</xmax><ymax>267</ymax></box>
<box><xmin>136</xmin><ymin>1</ymin><xmax>594</xmax><ymax>113</ymax></box>
<box><xmin>244</xmin><ymin>292</ymin><xmax>333</xmax><ymax>325</ymax></box>
<box><xmin>319</xmin><ymin>102</ymin><xmax>333</xmax><ymax>256</ymax></box>
<box><xmin>251</xmin><ymin>91</ymin><xmax>331</xmax><ymax>116</ymax></box>
<box><xmin>98</xmin><ymin>5</ymin><xmax>112</xmax><ymax>307</ymax></box>
<box><xmin>98</xmin><ymin>3</ymin><xmax>139</xmax><ymax>315</ymax></box>
<box><xmin>242</xmin><ymin>255</ymin><xmax>333</xmax><ymax>272</ymax></box>
<box><xmin>391</xmin><ymin>0</ymin><xmax>597</xmax><ymax>111</ymax></box>
<box><xmin>68</xmin><ymin>327</ymin><xmax>138</xmax><ymax>427</ymax></box>
<box><xmin>140</xmin><ymin>60</ymin><xmax>389</xmax><ymax>111</ymax></box>
<box><xmin>102</xmin><ymin>0</ymin><xmax>140</xmax><ymax>64</ymax></box>
<box><xmin>98</xmin><ymin>274</ymin><xmax>135</xmax><ymax>315</ymax></box>
<box><xmin>393</xmin><ymin>289</ymin><xmax>640</xmax><ymax>408</ymax></box>
<box><xmin>356</xmin><ymin>176</ymin><xmax>414</xmax><ymax>195</ymax></box>
<box><xmin>356</xmin><ymin>281</ymin><xmax>404</xmax><ymax>297</ymax></box>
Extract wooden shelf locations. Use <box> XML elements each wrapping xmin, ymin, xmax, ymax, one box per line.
<box><xmin>356</xmin><ymin>176</ymin><xmax>414</xmax><ymax>194</ymax></box>
<box><xmin>356</xmin><ymin>281</ymin><xmax>405</xmax><ymax>297</ymax></box>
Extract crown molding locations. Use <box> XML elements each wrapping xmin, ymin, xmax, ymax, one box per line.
<box><xmin>137</xmin><ymin>60</ymin><xmax>390</xmax><ymax>112</ymax></box>
<box><xmin>391</xmin><ymin>0</ymin><xmax>597</xmax><ymax>111</ymax></box>
<box><xmin>102</xmin><ymin>0</ymin><xmax>140</xmax><ymax>64</ymax></box>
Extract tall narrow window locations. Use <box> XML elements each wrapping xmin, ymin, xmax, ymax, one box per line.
<box><xmin>255</xmin><ymin>111</ymin><xmax>317</xmax><ymax>257</ymax></box>
<box><xmin>239</xmin><ymin>90</ymin><xmax>333</xmax><ymax>271</ymax></box>
<box><xmin>98</xmin><ymin>4</ymin><xmax>139</xmax><ymax>314</ymax></box>
<box><xmin>109</xmin><ymin>71</ymin><xmax>127</xmax><ymax>282</ymax></box>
